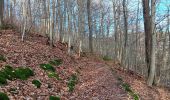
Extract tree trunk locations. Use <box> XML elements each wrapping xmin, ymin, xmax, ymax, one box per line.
<box><xmin>87</xmin><ymin>0</ymin><xmax>93</xmax><ymax>53</ymax></box>
<box><xmin>142</xmin><ymin>0</ymin><xmax>156</xmax><ymax>86</ymax></box>
<box><xmin>0</xmin><ymin>0</ymin><xmax>4</xmax><ymax>26</ymax></box>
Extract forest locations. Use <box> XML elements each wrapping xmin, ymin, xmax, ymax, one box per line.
<box><xmin>0</xmin><ymin>0</ymin><xmax>170</xmax><ymax>100</ymax></box>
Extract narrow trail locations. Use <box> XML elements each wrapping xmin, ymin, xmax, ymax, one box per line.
<box><xmin>72</xmin><ymin>59</ymin><xmax>129</xmax><ymax>100</ymax></box>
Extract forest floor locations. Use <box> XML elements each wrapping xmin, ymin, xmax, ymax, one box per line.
<box><xmin>0</xmin><ymin>30</ymin><xmax>170</xmax><ymax>100</ymax></box>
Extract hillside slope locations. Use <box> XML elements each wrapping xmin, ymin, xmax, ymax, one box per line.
<box><xmin>0</xmin><ymin>30</ymin><xmax>170</xmax><ymax>100</ymax></box>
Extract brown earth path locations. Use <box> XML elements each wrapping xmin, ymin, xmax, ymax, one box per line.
<box><xmin>71</xmin><ymin>58</ymin><xmax>129</xmax><ymax>100</ymax></box>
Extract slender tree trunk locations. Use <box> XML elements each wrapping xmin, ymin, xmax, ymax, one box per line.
<box><xmin>142</xmin><ymin>0</ymin><xmax>152</xmax><ymax>77</ymax></box>
<box><xmin>122</xmin><ymin>0</ymin><xmax>128</xmax><ymax>67</ymax></box>
<box><xmin>21</xmin><ymin>0</ymin><xmax>27</xmax><ymax>42</ymax></box>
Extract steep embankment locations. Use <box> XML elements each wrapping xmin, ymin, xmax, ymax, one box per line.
<box><xmin>0</xmin><ymin>30</ymin><xmax>170</xmax><ymax>100</ymax></box>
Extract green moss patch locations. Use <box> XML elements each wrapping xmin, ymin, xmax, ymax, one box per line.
<box><xmin>0</xmin><ymin>55</ymin><xmax>6</xmax><ymax>62</ymax></box>
<box><xmin>49</xmin><ymin>96</ymin><xmax>60</xmax><ymax>100</ymax></box>
<box><xmin>40</xmin><ymin>64</ymin><xmax>55</xmax><ymax>72</ymax></box>
<box><xmin>121</xmin><ymin>83</ymin><xmax>139</xmax><ymax>100</ymax></box>
<box><xmin>49</xmin><ymin>59</ymin><xmax>62</xmax><ymax>66</ymax></box>
<box><xmin>0</xmin><ymin>92</ymin><xmax>9</xmax><ymax>100</ymax></box>
<box><xmin>32</xmin><ymin>80</ymin><xmax>42</xmax><ymax>88</ymax></box>
<box><xmin>14</xmin><ymin>67</ymin><xmax>34</xmax><ymax>80</ymax></box>
<box><xmin>67</xmin><ymin>74</ymin><xmax>78</xmax><ymax>92</ymax></box>
<box><xmin>0</xmin><ymin>77</ymin><xmax>7</xmax><ymax>85</ymax></box>
<box><xmin>47</xmin><ymin>72</ymin><xmax>61</xmax><ymax>80</ymax></box>
<box><xmin>118</xmin><ymin>80</ymin><xmax>139</xmax><ymax>100</ymax></box>
<box><xmin>0</xmin><ymin>65</ymin><xmax>34</xmax><ymax>85</ymax></box>
<box><xmin>103</xmin><ymin>55</ymin><xmax>112</xmax><ymax>61</ymax></box>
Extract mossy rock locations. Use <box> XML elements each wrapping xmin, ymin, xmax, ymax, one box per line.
<box><xmin>0</xmin><ymin>55</ymin><xmax>6</xmax><ymax>62</ymax></box>
<box><xmin>32</xmin><ymin>80</ymin><xmax>41</xmax><ymax>88</ymax></box>
<box><xmin>14</xmin><ymin>67</ymin><xmax>34</xmax><ymax>80</ymax></box>
<box><xmin>48</xmin><ymin>72</ymin><xmax>61</xmax><ymax>80</ymax></box>
<box><xmin>49</xmin><ymin>96</ymin><xmax>60</xmax><ymax>100</ymax></box>
<box><xmin>0</xmin><ymin>92</ymin><xmax>9</xmax><ymax>100</ymax></box>
<box><xmin>49</xmin><ymin>59</ymin><xmax>62</xmax><ymax>66</ymax></box>
<box><xmin>67</xmin><ymin>74</ymin><xmax>77</xmax><ymax>92</ymax></box>
<box><xmin>40</xmin><ymin>64</ymin><xmax>55</xmax><ymax>72</ymax></box>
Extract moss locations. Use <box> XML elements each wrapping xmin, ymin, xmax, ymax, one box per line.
<box><xmin>121</xmin><ymin>83</ymin><xmax>139</xmax><ymax>100</ymax></box>
<box><xmin>0</xmin><ymin>77</ymin><xmax>7</xmax><ymax>85</ymax></box>
<box><xmin>40</xmin><ymin>64</ymin><xmax>55</xmax><ymax>72</ymax></box>
<box><xmin>48</xmin><ymin>72</ymin><xmax>61</xmax><ymax>80</ymax></box>
<box><xmin>0</xmin><ymin>66</ymin><xmax>34</xmax><ymax>85</ymax></box>
<box><xmin>132</xmin><ymin>93</ymin><xmax>139</xmax><ymax>100</ymax></box>
<box><xmin>122</xmin><ymin>83</ymin><xmax>132</xmax><ymax>93</ymax></box>
<box><xmin>14</xmin><ymin>67</ymin><xmax>34</xmax><ymax>80</ymax></box>
<box><xmin>3</xmin><ymin>65</ymin><xmax>15</xmax><ymax>80</ymax></box>
<box><xmin>67</xmin><ymin>74</ymin><xmax>77</xmax><ymax>92</ymax></box>
<box><xmin>103</xmin><ymin>55</ymin><xmax>112</xmax><ymax>61</ymax></box>
<box><xmin>0</xmin><ymin>55</ymin><xmax>6</xmax><ymax>62</ymax></box>
<box><xmin>32</xmin><ymin>80</ymin><xmax>41</xmax><ymax>88</ymax></box>
<box><xmin>49</xmin><ymin>59</ymin><xmax>62</xmax><ymax>66</ymax></box>
<box><xmin>0</xmin><ymin>92</ymin><xmax>9</xmax><ymax>100</ymax></box>
<box><xmin>49</xmin><ymin>96</ymin><xmax>60</xmax><ymax>100</ymax></box>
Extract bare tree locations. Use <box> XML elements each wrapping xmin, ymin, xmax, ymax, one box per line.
<box><xmin>142</xmin><ymin>0</ymin><xmax>156</xmax><ymax>86</ymax></box>
<box><xmin>87</xmin><ymin>0</ymin><xmax>93</xmax><ymax>53</ymax></box>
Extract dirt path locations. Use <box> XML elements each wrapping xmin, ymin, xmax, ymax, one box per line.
<box><xmin>71</xmin><ymin>59</ymin><xmax>129</xmax><ymax>100</ymax></box>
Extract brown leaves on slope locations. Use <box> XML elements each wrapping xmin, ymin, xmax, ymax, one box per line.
<box><xmin>0</xmin><ymin>30</ymin><xmax>75</xmax><ymax>99</ymax></box>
